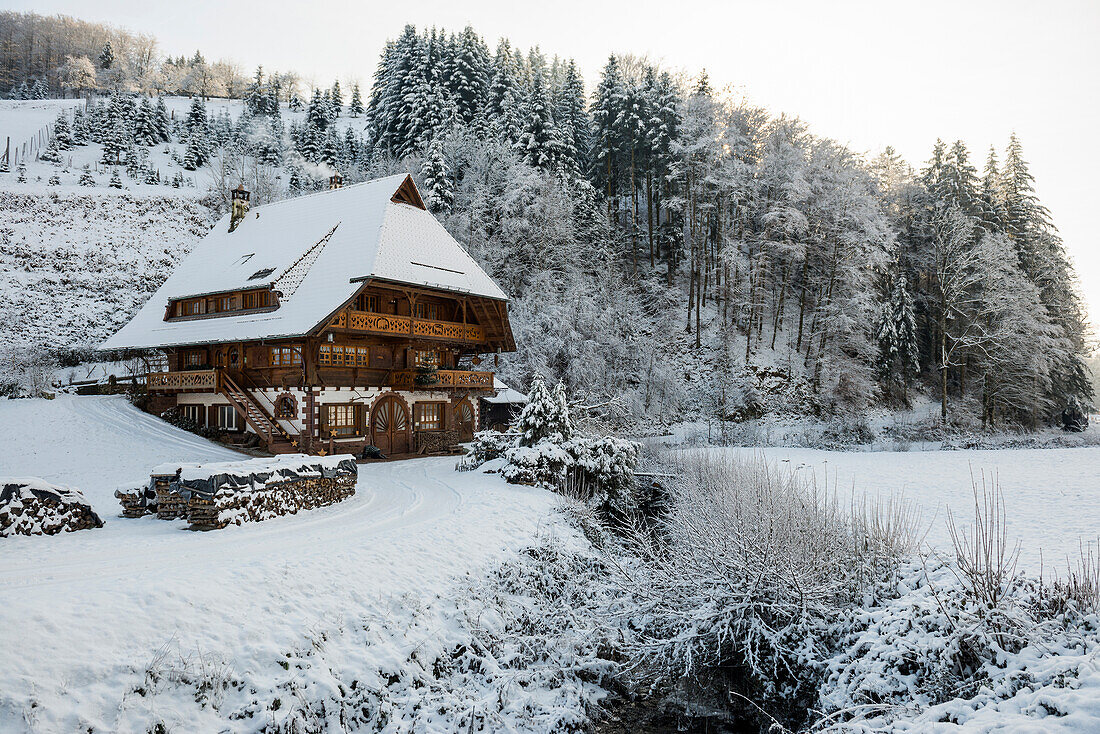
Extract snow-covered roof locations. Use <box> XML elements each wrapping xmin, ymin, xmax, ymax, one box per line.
<box><xmin>101</xmin><ymin>174</ymin><xmax>507</xmax><ymax>350</ymax></box>
<box><xmin>484</xmin><ymin>377</ymin><xmax>529</xmax><ymax>404</ymax></box>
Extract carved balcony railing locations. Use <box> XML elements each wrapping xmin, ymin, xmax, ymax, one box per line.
<box><xmin>329</xmin><ymin>310</ymin><xmax>486</xmax><ymax>343</ymax></box>
<box><xmin>147</xmin><ymin>369</ymin><xmax>218</xmax><ymax>391</ymax></box>
<box><xmin>389</xmin><ymin>369</ymin><xmax>495</xmax><ymax>391</ymax></box>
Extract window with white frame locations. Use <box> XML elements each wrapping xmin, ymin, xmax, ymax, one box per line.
<box><xmin>180</xmin><ymin>404</ymin><xmax>204</xmax><ymax>425</ymax></box>
<box><xmin>217</xmin><ymin>404</ymin><xmax>238</xmax><ymax>430</ymax></box>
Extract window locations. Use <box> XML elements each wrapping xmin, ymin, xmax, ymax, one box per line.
<box><xmin>356</xmin><ymin>346</ymin><xmax>370</xmax><ymax>367</ymax></box>
<box><xmin>180</xmin><ymin>404</ymin><xmax>203</xmax><ymax>425</ymax></box>
<box><xmin>182</xmin><ymin>299</ymin><xmax>203</xmax><ymax>316</ymax></box>
<box><xmin>228</xmin><ymin>348</ymin><xmax>240</xmax><ymax>367</ymax></box>
<box><xmin>414</xmin><ymin>303</ymin><xmax>439</xmax><ymax>321</ymax></box>
<box><xmin>275</xmin><ymin>395</ymin><xmax>297</xmax><ymax>418</ymax></box>
<box><xmin>269</xmin><ymin>347</ymin><xmax>301</xmax><ymax>367</ymax></box>
<box><xmin>217</xmin><ymin>405</ymin><xmax>238</xmax><ymax>430</ymax></box>
<box><xmin>215</xmin><ymin>296</ymin><xmax>233</xmax><ymax>312</ymax></box>
<box><xmin>414</xmin><ymin>402</ymin><xmax>444</xmax><ymax>431</ymax></box>
<box><xmin>319</xmin><ymin>343</ymin><xmax>373</xmax><ymax>367</ymax></box>
<box><xmin>243</xmin><ymin>290</ymin><xmax>270</xmax><ymax>309</ymax></box>
<box><xmin>415</xmin><ymin>350</ymin><xmax>439</xmax><ymax>368</ymax></box>
<box><xmin>319</xmin><ymin>344</ymin><xmax>332</xmax><ymax>366</ymax></box>
<box><xmin>324</xmin><ymin>404</ymin><xmax>358</xmax><ymax>437</ymax></box>
<box><xmin>184</xmin><ymin>350</ymin><xmax>204</xmax><ymax>368</ymax></box>
<box><xmin>355</xmin><ymin>293</ymin><xmax>379</xmax><ymax>312</ymax></box>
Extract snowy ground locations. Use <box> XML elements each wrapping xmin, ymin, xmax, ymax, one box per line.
<box><xmin>721</xmin><ymin>445</ymin><xmax>1100</xmax><ymax>574</ymax></box>
<box><xmin>0</xmin><ymin>396</ymin><xmax>570</xmax><ymax>732</ymax></box>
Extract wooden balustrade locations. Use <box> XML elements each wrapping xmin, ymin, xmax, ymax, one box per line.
<box><xmin>329</xmin><ymin>310</ymin><xmax>486</xmax><ymax>343</ymax></box>
<box><xmin>389</xmin><ymin>369</ymin><xmax>495</xmax><ymax>390</ymax></box>
<box><xmin>147</xmin><ymin>369</ymin><xmax>219</xmax><ymax>391</ymax></box>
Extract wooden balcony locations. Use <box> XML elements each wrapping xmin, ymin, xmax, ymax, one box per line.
<box><xmin>329</xmin><ymin>310</ymin><xmax>486</xmax><ymax>343</ymax></box>
<box><xmin>389</xmin><ymin>369</ymin><xmax>494</xmax><ymax>391</ymax></box>
<box><xmin>147</xmin><ymin>369</ymin><xmax>218</xmax><ymax>391</ymax></box>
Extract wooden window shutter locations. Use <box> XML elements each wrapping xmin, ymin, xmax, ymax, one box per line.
<box><xmin>207</xmin><ymin>405</ymin><xmax>217</xmax><ymax>428</ymax></box>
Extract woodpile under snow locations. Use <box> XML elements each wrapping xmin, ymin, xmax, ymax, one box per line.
<box><xmin>0</xmin><ymin>477</ymin><xmax>103</xmax><ymax>537</ymax></box>
<box><xmin>115</xmin><ymin>455</ymin><xmax>357</xmax><ymax>530</ymax></box>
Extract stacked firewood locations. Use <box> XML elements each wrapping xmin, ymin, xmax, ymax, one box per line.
<box><xmin>115</xmin><ymin>455</ymin><xmax>357</xmax><ymax>530</ymax></box>
<box><xmin>187</xmin><ymin>474</ymin><xmax>356</xmax><ymax>530</ymax></box>
<box><xmin>416</xmin><ymin>430</ymin><xmax>462</xmax><ymax>455</ymax></box>
<box><xmin>1</xmin><ymin>478</ymin><xmax>104</xmax><ymax>537</ymax></box>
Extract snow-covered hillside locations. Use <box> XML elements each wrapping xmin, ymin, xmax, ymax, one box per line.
<box><xmin>0</xmin><ymin>189</ymin><xmax>213</xmax><ymax>354</ymax></box>
<box><xmin>0</xmin><ymin>395</ymin><xmax>580</xmax><ymax>732</ymax></box>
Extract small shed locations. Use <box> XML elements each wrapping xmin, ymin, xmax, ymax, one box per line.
<box><xmin>480</xmin><ymin>377</ymin><xmax>528</xmax><ymax>431</ymax></box>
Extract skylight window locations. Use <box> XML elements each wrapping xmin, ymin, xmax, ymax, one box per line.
<box><xmin>249</xmin><ymin>267</ymin><xmax>276</xmax><ymax>280</ymax></box>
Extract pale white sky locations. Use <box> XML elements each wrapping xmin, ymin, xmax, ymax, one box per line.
<box><xmin>17</xmin><ymin>0</ymin><xmax>1100</xmax><ymax>326</ymax></box>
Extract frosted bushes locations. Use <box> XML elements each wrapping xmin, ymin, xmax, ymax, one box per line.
<box><xmin>614</xmin><ymin>451</ymin><xmax>918</xmax><ymax>729</ymax></box>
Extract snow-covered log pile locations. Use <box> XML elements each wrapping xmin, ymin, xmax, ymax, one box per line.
<box><xmin>0</xmin><ymin>477</ymin><xmax>103</xmax><ymax>537</ymax></box>
<box><xmin>116</xmin><ymin>455</ymin><xmax>357</xmax><ymax>530</ymax></box>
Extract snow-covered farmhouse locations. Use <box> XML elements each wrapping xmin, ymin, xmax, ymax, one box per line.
<box><xmin>101</xmin><ymin>173</ymin><xmax>515</xmax><ymax>456</ymax></box>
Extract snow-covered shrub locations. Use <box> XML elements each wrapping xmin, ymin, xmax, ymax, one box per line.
<box><xmin>501</xmin><ymin>439</ymin><xmax>574</xmax><ymax>487</ymax></box>
<box><xmin>457</xmin><ymin>429</ymin><xmax>516</xmax><ymax>470</ymax></box>
<box><xmin>817</xmin><ymin>559</ymin><xmax>1100</xmax><ymax>731</ymax></box>
<box><xmin>613</xmin><ymin>451</ymin><xmax>918</xmax><ymax>730</ymax></box>
<box><xmin>562</xmin><ymin>436</ymin><xmax>641</xmax><ymax>517</ymax></box>
<box><xmin>1062</xmin><ymin>395</ymin><xmax>1088</xmax><ymax>432</ymax></box>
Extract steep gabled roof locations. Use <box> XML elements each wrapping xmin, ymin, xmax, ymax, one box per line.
<box><xmin>100</xmin><ymin>175</ymin><xmax>508</xmax><ymax>350</ymax></box>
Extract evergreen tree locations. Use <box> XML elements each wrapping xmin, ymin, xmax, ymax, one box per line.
<box><xmin>53</xmin><ymin>110</ymin><xmax>73</xmax><ymax>149</ymax></box>
<box><xmin>977</xmin><ymin>146</ymin><xmax>1004</xmax><ymax>232</ymax></box>
<box><xmin>349</xmin><ymin>82</ymin><xmax>364</xmax><ymax>117</ymax></box>
<box><xmin>320</xmin><ymin>127</ymin><xmax>341</xmax><ymax>166</ymax></box>
<box><xmin>40</xmin><ymin>136</ymin><xmax>62</xmax><ymax>163</ymax></box>
<box><xmin>306</xmin><ymin>88</ymin><xmax>329</xmax><ymax>131</ymax></box>
<box><xmin>421</xmin><ymin>136</ymin><xmax>453</xmax><ymax>212</ymax></box>
<box><xmin>943</xmin><ymin>140</ymin><xmax>979</xmax><ymax>216</ymax></box>
<box><xmin>71</xmin><ymin>107</ymin><xmax>89</xmax><ymax>145</ymax></box>
<box><xmin>516</xmin><ymin>69</ymin><xmax>559</xmax><ymax>170</ymax></box>
<box><xmin>100</xmin><ymin>118</ymin><xmax>126</xmax><ymax>165</ymax></box>
<box><xmin>330</xmin><ymin>79</ymin><xmax>343</xmax><ymax>114</ymax></box>
<box><xmin>554</xmin><ymin>59</ymin><xmax>590</xmax><ymax>175</ymax></box>
<box><xmin>15</xmin><ymin>80</ymin><xmax>28</xmax><ymax>100</ymax></box>
<box><xmin>876</xmin><ymin>272</ymin><xmax>920</xmax><ymax>398</ymax></box>
<box><xmin>133</xmin><ymin>98</ymin><xmax>158</xmax><ymax>146</ymax></box>
<box><xmin>591</xmin><ymin>55</ymin><xmax>626</xmax><ymax>199</ymax></box>
<box><xmin>516</xmin><ymin>374</ymin><xmax>572</xmax><ymax>445</ymax></box>
<box><xmin>447</xmin><ymin>26</ymin><xmax>490</xmax><ymax>125</ymax></box>
<box><xmin>154</xmin><ymin>97</ymin><xmax>171</xmax><ymax>142</ymax></box>
<box><xmin>78</xmin><ymin>165</ymin><xmax>95</xmax><ymax>186</ymax></box>
<box><xmin>99</xmin><ymin>40</ymin><xmax>114</xmax><ymax>69</ymax></box>
<box><xmin>31</xmin><ymin>78</ymin><xmax>48</xmax><ymax>99</ymax></box>
<box><xmin>109</xmin><ymin>167</ymin><xmax>122</xmax><ymax>188</ymax></box>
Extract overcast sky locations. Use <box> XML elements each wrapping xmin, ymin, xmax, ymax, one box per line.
<box><xmin>15</xmin><ymin>0</ymin><xmax>1100</xmax><ymax>327</ymax></box>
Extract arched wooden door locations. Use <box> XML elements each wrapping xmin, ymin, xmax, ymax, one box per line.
<box><xmin>372</xmin><ymin>395</ymin><xmax>410</xmax><ymax>455</ymax></box>
<box><xmin>455</xmin><ymin>398</ymin><xmax>475</xmax><ymax>442</ymax></box>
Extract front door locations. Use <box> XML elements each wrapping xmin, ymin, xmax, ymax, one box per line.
<box><xmin>455</xmin><ymin>399</ymin><xmax>475</xmax><ymax>442</ymax></box>
<box><xmin>372</xmin><ymin>395</ymin><xmax>409</xmax><ymax>455</ymax></box>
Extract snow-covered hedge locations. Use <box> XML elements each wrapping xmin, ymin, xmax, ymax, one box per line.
<box><xmin>457</xmin><ymin>429</ymin><xmax>516</xmax><ymax>469</ymax></box>
<box><xmin>0</xmin><ymin>477</ymin><xmax>103</xmax><ymax>536</ymax></box>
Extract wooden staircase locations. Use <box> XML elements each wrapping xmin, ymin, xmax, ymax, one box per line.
<box><xmin>219</xmin><ymin>371</ymin><xmax>298</xmax><ymax>453</ymax></box>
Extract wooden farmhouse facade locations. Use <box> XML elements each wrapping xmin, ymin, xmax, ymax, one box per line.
<box><xmin>102</xmin><ymin>174</ymin><xmax>516</xmax><ymax>456</ymax></box>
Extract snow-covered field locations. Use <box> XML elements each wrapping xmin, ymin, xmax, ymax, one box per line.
<box><xmin>725</xmin><ymin>445</ymin><xmax>1100</xmax><ymax>574</ymax></box>
<box><xmin>0</xmin><ymin>396</ymin><xmax>570</xmax><ymax>732</ymax></box>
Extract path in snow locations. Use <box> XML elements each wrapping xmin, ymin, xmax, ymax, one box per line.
<box><xmin>0</xmin><ymin>396</ymin><xmax>561</xmax><ymax>732</ymax></box>
<box><xmin>724</xmin><ymin>445</ymin><xmax>1100</xmax><ymax>573</ymax></box>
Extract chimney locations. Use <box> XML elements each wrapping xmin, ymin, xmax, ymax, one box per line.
<box><xmin>329</xmin><ymin>172</ymin><xmax>343</xmax><ymax>190</ymax></box>
<box><xmin>229</xmin><ymin>184</ymin><xmax>250</xmax><ymax>232</ymax></box>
